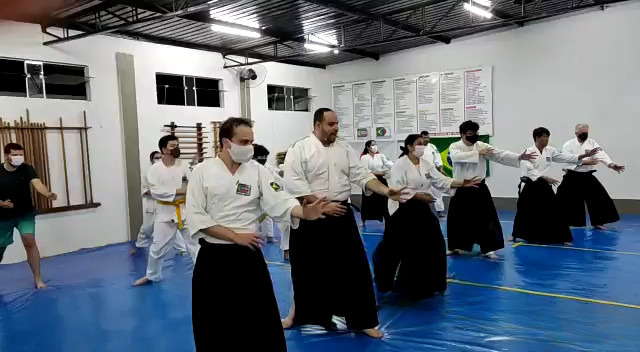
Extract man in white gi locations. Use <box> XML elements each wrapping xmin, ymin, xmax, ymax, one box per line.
<box><xmin>132</xmin><ymin>135</ymin><xmax>200</xmax><ymax>286</ymax></box>
<box><xmin>447</xmin><ymin>120</ymin><xmax>536</xmax><ymax>259</ymax></box>
<box><xmin>282</xmin><ymin>108</ymin><xmax>405</xmax><ymax>339</ymax></box>
<box><xmin>420</xmin><ymin>130</ymin><xmax>447</xmax><ymax>217</ymax></box>
<box><xmin>131</xmin><ymin>151</ymin><xmax>187</xmax><ymax>256</ymax></box>
<box><xmin>185</xmin><ymin>117</ymin><xmax>327</xmax><ymax>352</ymax></box>
<box><xmin>557</xmin><ymin>124</ymin><xmax>625</xmax><ymax>230</ymax></box>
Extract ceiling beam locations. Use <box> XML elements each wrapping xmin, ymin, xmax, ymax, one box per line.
<box><xmin>300</xmin><ymin>0</ymin><xmax>451</xmax><ymax>44</ymax></box>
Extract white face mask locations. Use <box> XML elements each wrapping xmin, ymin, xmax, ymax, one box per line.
<box><xmin>370</xmin><ymin>145</ymin><xmax>378</xmax><ymax>153</ymax></box>
<box><xmin>228</xmin><ymin>142</ymin><xmax>254</xmax><ymax>163</ymax></box>
<box><xmin>413</xmin><ymin>145</ymin><xmax>425</xmax><ymax>158</ymax></box>
<box><xmin>10</xmin><ymin>155</ymin><xmax>24</xmax><ymax>167</ymax></box>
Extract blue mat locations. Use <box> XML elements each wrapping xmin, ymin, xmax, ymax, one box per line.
<box><xmin>1</xmin><ymin>211</ymin><xmax>639</xmax><ymax>351</ymax></box>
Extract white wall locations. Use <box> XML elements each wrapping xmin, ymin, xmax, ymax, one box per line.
<box><xmin>325</xmin><ymin>3</ymin><xmax>640</xmax><ymax>199</ymax></box>
<box><xmin>249</xmin><ymin>62</ymin><xmax>329</xmax><ymax>164</ymax></box>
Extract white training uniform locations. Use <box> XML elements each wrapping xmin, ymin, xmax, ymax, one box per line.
<box><xmin>449</xmin><ymin>140</ymin><xmax>521</xmax><ymax>181</ymax></box>
<box><xmin>136</xmin><ymin>169</ymin><xmax>187</xmax><ymax>252</ymax></box>
<box><xmin>186</xmin><ymin>158</ymin><xmax>301</xmax><ymax>244</ymax></box>
<box><xmin>256</xmin><ymin>162</ymin><xmax>292</xmax><ymax>251</ymax></box>
<box><xmin>284</xmin><ymin>133</ymin><xmax>376</xmax><ymax>201</ymax></box>
<box><xmin>562</xmin><ymin>138</ymin><xmax>614</xmax><ymax>172</ymax></box>
<box><xmin>420</xmin><ymin>143</ymin><xmax>445</xmax><ymax>212</ymax></box>
<box><xmin>388</xmin><ymin>156</ymin><xmax>454</xmax><ymax>216</ymax></box>
<box><xmin>360</xmin><ymin>153</ymin><xmax>393</xmax><ymax>176</ymax></box>
<box><xmin>146</xmin><ymin>159</ymin><xmax>200</xmax><ymax>281</ymax></box>
<box><xmin>521</xmin><ymin>145</ymin><xmax>579</xmax><ymax>180</ymax></box>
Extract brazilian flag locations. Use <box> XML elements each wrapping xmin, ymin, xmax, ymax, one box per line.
<box><xmin>430</xmin><ymin>136</ymin><xmax>491</xmax><ymax>178</ymax></box>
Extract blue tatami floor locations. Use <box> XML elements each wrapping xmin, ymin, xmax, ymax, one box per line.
<box><xmin>2</xmin><ymin>211</ymin><xmax>640</xmax><ymax>351</ymax></box>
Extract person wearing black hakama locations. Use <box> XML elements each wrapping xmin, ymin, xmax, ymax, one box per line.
<box><xmin>447</xmin><ymin>120</ymin><xmax>536</xmax><ymax>259</ymax></box>
<box><xmin>185</xmin><ymin>118</ymin><xmax>327</xmax><ymax>352</ymax></box>
<box><xmin>373</xmin><ymin>134</ymin><xmax>479</xmax><ymax>299</ymax></box>
<box><xmin>282</xmin><ymin>108</ymin><xmax>405</xmax><ymax>339</ymax></box>
<box><xmin>360</xmin><ymin>140</ymin><xmax>394</xmax><ymax>225</ymax></box>
<box><xmin>512</xmin><ymin>127</ymin><xmax>601</xmax><ymax>244</ymax></box>
<box><xmin>557</xmin><ymin>124</ymin><xmax>625</xmax><ymax>230</ymax></box>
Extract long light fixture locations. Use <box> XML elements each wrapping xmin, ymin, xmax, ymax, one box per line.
<box><xmin>463</xmin><ymin>3</ymin><xmax>493</xmax><ymax>18</ymax></box>
<box><xmin>304</xmin><ymin>43</ymin><xmax>333</xmax><ymax>52</ymax></box>
<box><xmin>471</xmin><ymin>0</ymin><xmax>492</xmax><ymax>6</ymax></box>
<box><xmin>210</xmin><ymin>24</ymin><xmax>261</xmax><ymax>38</ymax></box>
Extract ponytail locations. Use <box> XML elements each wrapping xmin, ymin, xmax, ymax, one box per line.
<box><xmin>398</xmin><ymin>146</ymin><xmax>409</xmax><ymax>158</ymax></box>
<box><xmin>399</xmin><ymin>134</ymin><xmax>422</xmax><ymax>158</ymax></box>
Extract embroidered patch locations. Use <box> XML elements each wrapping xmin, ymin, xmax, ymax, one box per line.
<box><xmin>270</xmin><ymin>181</ymin><xmax>282</xmax><ymax>192</ymax></box>
<box><xmin>236</xmin><ymin>183</ymin><xmax>252</xmax><ymax>196</ymax></box>
<box><xmin>546</xmin><ymin>156</ymin><xmax>552</xmax><ymax>162</ymax></box>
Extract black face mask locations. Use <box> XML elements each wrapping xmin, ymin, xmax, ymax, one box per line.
<box><xmin>465</xmin><ymin>134</ymin><xmax>479</xmax><ymax>144</ymax></box>
<box><xmin>577</xmin><ymin>132</ymin><xmax>588</xmax><ymax>142</ymax></box>
<box><xmin>256</xmin><ymin>158</ymin><xmax>267</xmax><ymax>165</ymax></box>
<box><xmin>170</xmin><ymin>147</ymin><xmax>181</xmax><ymax>158</ymax></box>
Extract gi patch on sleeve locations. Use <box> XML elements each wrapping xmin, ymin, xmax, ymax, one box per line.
<box><xmin>236</xmin><ymin>183</ymin><xmax>252</xmax><ymax>196</ymax></box>
<box><xmin>270</xmin><ymin>181</ymin><xmax>283</xmax><ymax>192</ymax></box>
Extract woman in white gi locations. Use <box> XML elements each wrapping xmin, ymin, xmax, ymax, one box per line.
<box><xmin>360</xmin><ymin>140</ymin><xmax>393</xmax><ymax>226</ymax></box>
<box><xmin>131</xmin><ymin>151</ymin><xmax>187</xmax><ymax>255</ymax></box>
<box><xmin>373</xmin><ymin>134</ymin><xmax>479</xmax><ymax>299</ymax></box>
<box><xmin>132</xmin><ymin>136</ymin><xmax>200</xmax><ymax>286</ymax></box>
<box><xmin>513</xmin><ymin>127</ymin><xmax>599</xmax><ymax>244</ymax></box>
<box><xmin>185</xmin><ymin>117</ymin><xmax>327</xmax><ymax>352</ymax></box>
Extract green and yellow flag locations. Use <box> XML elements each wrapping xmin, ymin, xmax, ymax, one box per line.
<box><xmin>430</xmin><ymin>136</ymin><xmax>491</xmax><ymax>178</ymax></box>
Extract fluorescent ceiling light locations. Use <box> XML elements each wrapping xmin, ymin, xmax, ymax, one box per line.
<box><xmin>209</xmin><ymin>11</ymin><xmax>261</xmax><ymax>29</ymax></box>
<box><xmin>333</xmin><ymin>49</ymin><xmax>339</xmax><ymax>54</ymax></box>
<box><xmin>471</xmin><ymin>0</ymin><xmax>492</xmax><ymax>7</ymax></box>
<box><xmin>304</xmin><ymin>43</ymin><xmax>333</xmax><ymax>52</ymax></box>
<box><xmin>463</xmin><ymin>3</ymin><xmax>493</xmax><ymax>18</ymax></box>
<box><xmin>309</xmin><ymin>34</ymin><xmax>339</xmax><ymax>46</ymax></box>
<box><xmin>210</xmin><ymin>24</ymin><xmax>261</xmax><ymax>38</ymax></box>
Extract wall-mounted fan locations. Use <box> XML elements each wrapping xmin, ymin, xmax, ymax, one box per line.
<box><xmin>237</xmin><ymin>64</ymin><xmax>267</xmax><ymax>88</ymax></box>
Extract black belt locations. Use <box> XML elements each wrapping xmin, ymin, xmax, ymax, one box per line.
<box><xmin>518</xmin><ymin>176</ymin><xmax>533</xmax><ymax>196</ymax></box>
<box><xmin>565</xmin><ymin>169</ymin><xmax>596</xmax><ymax>175</ymax></box>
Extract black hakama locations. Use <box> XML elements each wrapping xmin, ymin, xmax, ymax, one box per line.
<box><xmin>512</xmin><ymin>177</ymin><xmax>572</xmax><ymax>244</ymax></box>
<box><xmin>360</xmin><ymin>175</ymin><xmax>389</xmax><ymax>223</ymax></box>
<box><xmin>289</xmin><ymin>202</ymin><xmax>379</xmax><ymax>330</ymax></box>
<box><xmin>192</xmin><ymin>240</ymin><xmax>286</xmax><ymax>352</ymax></box>
<box><xmin>556</xmin><ymin>170</ymin><xmax>620</xmax><ymax>227</ymax></box>
<box><xmin>372</xmin><ymin>199</ymin><xmax>447</xmax><ymax>299</ymax></box>
<box><xmin>447</xmin><ymin>181</ymin><xmax>504</xmax><ymax>254</ymax></box>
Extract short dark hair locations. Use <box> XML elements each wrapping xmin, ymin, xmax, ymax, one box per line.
<box><xmin>159</xmin><ymin>135</ymin><xmax>178</xmax><ymax>151</ymax></box>
<box><xmin>313</xmin><ymin>108</ymin><xmax>334</xmax><ymax>125</ymax></box>
<box><xmin>4</xmin><ymin>143</ymin><xmax>23</xmax><ymax>155</ymax></box>
<box><xmin>533</xmin><ymin>127</ymin><xmax>551</xmax><ymax>141</ymax></box>
<box><xmin>252</xmin><ymin>143</ymin><xmax>270</xmax><ymax>158</ymax></box>
<box><xmin>420</xmin><ymin>131</ymin><xmax>429</xmax><ymax>137</ymax></box>
<box><xmin>219</xmin><ymin>117</ymin><xmax>253</xmax><ymax>146</ymax></box>
<box><xmin>399</xmin><ymin>134</ymin><xmax>422</xmax><ymax>158</ymax></box>
<box><xmin>459</xmin><ymin>120</ymin><xmax>480</xmax><ymax>134</ymax></box>
<box><xmin>149</xmin><ymin>151</ymin><xmax>161</xmax><ymax>162</ymax></box>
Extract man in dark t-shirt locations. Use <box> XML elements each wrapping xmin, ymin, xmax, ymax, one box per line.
<box><xmin>1</xmin><ymin>143</ymin><xmax>57</xmax><ymax>289</ymax></box>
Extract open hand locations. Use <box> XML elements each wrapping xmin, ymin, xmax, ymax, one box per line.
<box><xmin>387</xmin><ymin>187</ymin><xmax>409</xmax><ymax>202</ymax></box>
<box><xmin>609</xmin><ymin>164</ymin><xmax>625</xmax><ymax>173</ymax></box>
<box><xmin>0</xmin><ymin>200</ymin><xmax>14</xmax><ymax>209</ymax></box>
<box><xmin>323</xmin><ymin>202</ymin><xmax>347</xmax><ymax>217</ymax></box>
<box><xmin>233</xmin><ymin>233</ymin><xmax>264</xmax><ymax>251</ymax></box>
<box><xmin>462</xmin><ymin>178</ymin><xmax>482</xmax><ymax>188</ymax></box>
<box><xmin>542</xmin><ymin>176</ymin><xmax>560</xmax><ymax>186</ymax></box>
<box><xmin>47</xmin><ymin>193</ymin><xmax>58</xmax><ymax>201</ymax></box>
<box><xmin>519</xmin><ymin>151</ymin><xmax>538</xmax><ymax>161</ymax></box>
<box><xmin>585</xmin><ymin>147</ymin><xmax>601</xmax><ymax>157</ymax></box>
<box><xmin>478</xmin><ymin>148</ymin><xmax>494</xmax><ymax>156</ymax></box>
<box><xmin>302</xmin><ymin>197</ymin><xmax>328</xmax><ymax>220</ymax></box>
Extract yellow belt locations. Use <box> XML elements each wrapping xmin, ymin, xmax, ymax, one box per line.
<box><xmin>157</xmin><ymin>199</ymin><xmax>186</xmax><ymax>229</ymax></box>
<box><xmin>258</xmin><ymin>213</ymin><xmax>268</xmax><ymax>223</ymax></box>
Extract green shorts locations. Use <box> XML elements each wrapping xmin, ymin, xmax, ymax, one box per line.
<box><xmin>0</xmin><ymin>213</ymin><xmax>36</xmax><ymax>247</ymax></box>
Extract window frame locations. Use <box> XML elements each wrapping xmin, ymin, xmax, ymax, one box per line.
<box><xmin>155</xmin><ymin>72</ymin><xmax>224</xmax><ymax>108</ymax></box>
<box><xmin>267</xmin><ymin>84</ymin><xmax>311</xmax><ymax>112</ymax></box>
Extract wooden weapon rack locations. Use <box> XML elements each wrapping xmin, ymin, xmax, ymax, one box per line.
<box><xmin>163</xmin><ymin>122</ymin><xmax>211</xmax><ymax>162</ymax></box>
<box><xmin>0</xmin><ymin>110</ymin><xmax>100</xmax><ymax>215</ymax></box>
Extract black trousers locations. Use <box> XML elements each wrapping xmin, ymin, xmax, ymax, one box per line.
<box><xmin>289</xmin><ymin>204</ymin><xmax>379</xmax><ymax>330</ymax></box>
<box><xmin>373</xmin><ymin>199</ymin><xmax>447</xmax><ymax>299</ymax></box>
<box><xmin>192</xmin><ymin>240</ymin><xmax>286</xmax><ymax>352</ymax></box>
<box><xmin>513</xmin><ymin>178</ymin><xmax>572</xmax><ymax>244</ymax></box>
<box><xmin>361</xmin><ymin>176</ymin><xmax>389</xmax><ymax>223</ymax></box>
<box><xmin>0</xmin><ymin>246</ymin><xmax>6</xmax><ymax>263</ymax></box>
<box><xmin>556</xmin><ymin>170</ymin><xmax>620</xmax><ymax>227</ymax></box>
<box><xmin>447</xmin><ymin>182</ymin><xmax>504</xmax><ymax>254</ymax></box>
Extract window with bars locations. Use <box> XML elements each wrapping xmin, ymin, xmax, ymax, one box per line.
<box><xmin>267</xmin><ymin>85</ymin><xmax>310</xmax><ymax>112</ymax></box>
<box><xmin>0</xmin><ymin>57</ymin><xmax>90</xmax><ymax>100</ymax></box>
<box><xmin>155</xmin><ymin>73</ymin><xmax>223</xmax><ymax>108</ymax></box>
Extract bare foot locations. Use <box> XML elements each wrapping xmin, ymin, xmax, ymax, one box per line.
<box><xmin>35</xmin><ymin>280</ymin><xmax>47</xmax><ymax>289</ymax></box>
<box><xmin>363</xmin><ymin>328</ymin><xmax>383</xmax><ymax>339</ymax></box>
<box><xmin>283</xmin><ymin>250</ymin><xmax>290</xmax><ymax>261</ymax></box>
<box><xmin>482</xmin><ymin>251</ymin><xmax>498</xmax><ymax>259</ymax></box>
<box><xmin>594</xmin><ymin>225</ymin><xmax>607</xmax><ymax>231</ymax></box>
<box><xmin>132</xmin><ymin>277</ymin><xmax>152</xmax><ymax>287</ymax></box>
<box><xmin>129</xmin><ymin>249</ymin><xmax>136</xmax><ymax>255</ymax></box>
<box><xmin>564</xmin><ymin>242</ymin><xmax>573</xmax><ymax>246</ymax></box>
<box><xmin>446</xmin><ymin>250</ymin><xmax>459</xmax><ymax>256</ymax></box>
<box><xmin>281</xmin><ymin>316</ymin><xmax>294</xmax><ymax>329</ymax></box>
